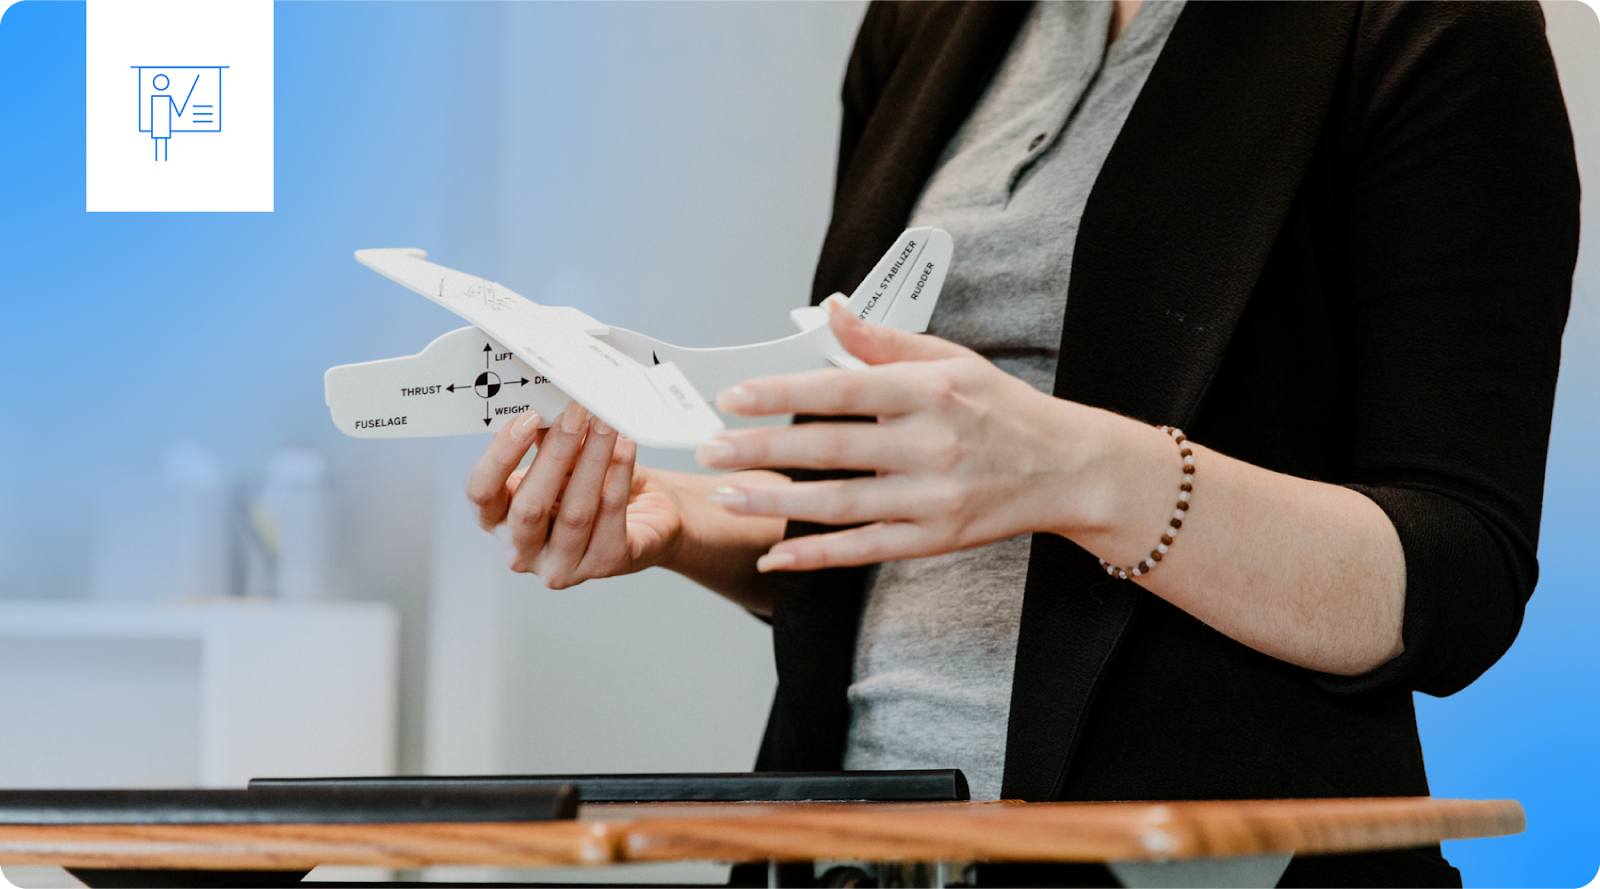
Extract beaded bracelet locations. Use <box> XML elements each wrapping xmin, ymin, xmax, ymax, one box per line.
<box><xmin>1098</xmin><ymin>426</ymin><xmax>1193</xmax><ymax>580</ymax></box>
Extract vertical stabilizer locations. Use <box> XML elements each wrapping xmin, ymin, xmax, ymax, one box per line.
<box><xmin>845</xmin><ymin>228</ymin><xmax>932</xmax><ymax>325</ymax></box>
<box><xmin>880</xmin><ymin>228</ymin><xmax>952</xmax><ymax>333</ymax></box>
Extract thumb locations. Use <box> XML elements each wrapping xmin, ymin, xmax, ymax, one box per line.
<box><xmin>827</xmin><ymin>299</ymin><xmax>973</xmax><ymax>366</ymax></box>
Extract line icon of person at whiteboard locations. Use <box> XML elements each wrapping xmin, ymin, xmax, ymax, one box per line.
<box><xmin>134</xmin><ymin>66</ymin><xmax>226</xmax><ymax>161</ymax></box>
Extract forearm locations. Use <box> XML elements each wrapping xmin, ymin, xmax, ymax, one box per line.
<box><xmin>1060</xmin><ymin>413</ymin><xmax>1406</xmax><ymax>676</ymax></box>
<box><xmin>656</xmin><ymin>468</ymin><xmax>789</xmax><ymax>617</ymax></box>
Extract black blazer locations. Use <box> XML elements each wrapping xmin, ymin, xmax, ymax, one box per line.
<box><xmin>751</xmin><ymin>3</ymin><xmax>1577</xmax><ymax>886</ymax></box>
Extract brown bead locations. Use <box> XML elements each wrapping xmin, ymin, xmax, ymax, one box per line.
<box><xmin>1180</xmin><ymin>448</ymin><xmax>1193</xmax><ymax>458</ymax></box>
<box><xmin>1150</xmin><ymin>551</ymin><xmax>1163</xmax><ymax>562</ymax></box>
<box><xmin>1181</xmin><ymin>483</ymin><xmax>1193</xmax><ymax>492</ymax></box>
<box><xmin>1185</xmin><ymin>465</ymin><xmax>1196</xmax><ymax>475</ymax></box>
<box><xmin>1177</xmin><ymin>501</ymin><xmax>1190</xmax><ymax>511</ymax></box>
<box><xmin>1170</xmin><ymin>519</ymin><xmax>1183</xmax><ymax>530</ymax></box>
<box><xmin>1160</xmin><ymin>534</ymin><xmax>1174</xmax><ymax>545</ymax></box>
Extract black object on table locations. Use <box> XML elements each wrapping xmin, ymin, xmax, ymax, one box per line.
<box><xmin>0</xmin><ymin>785</ymin><xmax>578</xmax><ymax>825</ymax></box>
<box><xmin>248</xmin><ymin>769</ymin><xmax>970</xmax><ymax>804</ymax></box>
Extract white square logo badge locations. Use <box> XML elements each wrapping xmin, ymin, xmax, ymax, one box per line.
<box><xmin>86</xmin><ymin>1</ymin><xmax>273</xmax><ymax>212</ymax></box>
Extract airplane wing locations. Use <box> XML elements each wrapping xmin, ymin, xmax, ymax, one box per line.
<box><xmin>325</xmin><ymin>228</ymin><xmax>954</xmax><ymax>449</ymax></box>
<box><xmin>334</xmin><ymin>249</ymin><xmax>723</xmax><ymax>449</ymax></box>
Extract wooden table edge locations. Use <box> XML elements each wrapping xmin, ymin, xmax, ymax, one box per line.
<box><xmin>0</xmin><ymin>798</ymin><xmax>1527</xmax><ymax>869</ymax></box>
<box><xmin>618</xmin><ymin>797</ymin><xmax>1527</xmax><ymax>864</ymax></box>
<box><xmin>0</xmin><ymin>820</ymin><xmax>625</xmax><ymax>870</ymax></box>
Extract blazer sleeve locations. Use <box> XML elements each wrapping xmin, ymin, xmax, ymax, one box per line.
<box><xmin>1316</xmin><ymin>1</ymin><xmax>1578</xmax><ymax>697</ymax></box>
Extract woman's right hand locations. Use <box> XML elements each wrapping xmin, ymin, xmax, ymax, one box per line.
<box><xmin>467</xmin><ymin>402</ymin><xmax>685</xmax><ymax>589</ymax></box>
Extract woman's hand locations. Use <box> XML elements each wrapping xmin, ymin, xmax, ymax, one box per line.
<box><xmin>467</xmin><ymin>401</ymin><xmax>790</xmax><ymax>611</ymax></box>
<box><xmin>467</xmin><ymin>403</ymin><xmax>684</xmax><ymax>589</ymax></box>
<box><xmin>695</xmin><ymin>304</ymin><xmax>1145</xmax><ymax>573</ymax></box>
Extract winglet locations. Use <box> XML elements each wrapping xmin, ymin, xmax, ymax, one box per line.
<box><xmin>355</xmin><ymin>247</ymin><xmax>427</xmax><ymax>266</ymax></box>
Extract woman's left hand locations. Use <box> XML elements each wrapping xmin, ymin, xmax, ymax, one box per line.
<box><xmin>696</xmin><ymin>303</ymin><xmax>1130</xmax><ymax>572</ymax></box>
<box><xmin>700</xmin><ymin>303</ymin><xmax>1407</xmax><ymax>675</ymax></box>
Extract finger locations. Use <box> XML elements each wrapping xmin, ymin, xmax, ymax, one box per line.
<box><xmin>828</xmin><ymin>299</ymin><xmax>975</xmax><ymax>365</ymax></box>
<box><xmin>505</xmin><ymin>464</ymin><xmax>532</xmax><ymax>498</ymax></box>
<box><xmin>540</xmin><ymin>414</ymin><xmax>621</xmax><ymax>586</ymax></box>
<box><xmin>466</xmin><ymin>411</ymin><xmax>544</xmax><ymax>531</ymax></box>
<box><xmin>576</xmin><ymin>434</ymin><xmax>636</xmax><ymax>577</ymax></box>
<box><xmin>756</xmin><ymin>521</ymin><xmax>933</xmax><ymax>572</ymax></box>
<box><xmin>714</xmin><ymin>361</ymin><xmax>953</xmax><ymax>419</ymax></box>
<box><xmin>711</xmin><ymin>475</ymin><xmax>949</xmax><ymax>526</ymax></box>
<box><xmin>506</xmin><ymin>402</ymin><xmax>591</xmax><ymax>564</ymax></box>
<box><xmin>696</xmin><ymin>419</ymin><xmax>950</xmax><ymax>474</ymax></box>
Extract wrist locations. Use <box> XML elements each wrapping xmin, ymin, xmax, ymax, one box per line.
<box><xmin>648</xmin><ymin>467</ymin><xmax>701</xmax><ymax>575</ymax></box>
<box><xmin>1050</xmin><ymin>411</ymin><xmax>1185</xmax><ymax>560</ymax></box>
<box><xmin>655</xmin><ymin>468</ymin><xmax>787</xmax><ymax>576</ymax></box>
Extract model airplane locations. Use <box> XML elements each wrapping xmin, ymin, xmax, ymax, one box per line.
<box><xmin>325</xmin><ymin>227</ymin><xmax>952</xmax><ymax>449</ymax></box>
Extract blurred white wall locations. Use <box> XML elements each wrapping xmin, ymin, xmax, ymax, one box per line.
<box><xmin>0</xmin><ymin>0</ymin><xmax>867</xmax><ymax>790</ymax></box>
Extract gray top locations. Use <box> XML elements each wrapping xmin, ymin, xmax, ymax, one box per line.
<box><xmin>842</xmin><ymin>0</ymin><xmax>1184</xmax><ymax>802</ymax></box>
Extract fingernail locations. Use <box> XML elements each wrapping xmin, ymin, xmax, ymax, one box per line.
<box><xmin>513</xmin><ymin>411</ymin><xmax>541</xmax><ymax>441</ymax></box>
<box><xmin>756</xmin><ymin>551</ymin><xmax>797</xmax><ymax>573</ymax></box>
<box><xmin>715</xmin><ymin>385</ymin><xmax>756</xmax><ymax>412</ymax></box>
<box><xmin>561</xmin><ymin>403</ymin><xmax>588</xmax><ymax>434</ymax></box>
<box><xmin>695</xmin><ymin>439</ymin><xmax>737</xmax><ymax>466</ymax></box>
<box><xmin>707</xmin><ymin>486</ymin><xmax>747</xmax><ymax>509</ymax></box>
<box><xmin>591</xmin><ymin>415</ymin><xmax>613</xmax><ymax>436</ymax></box>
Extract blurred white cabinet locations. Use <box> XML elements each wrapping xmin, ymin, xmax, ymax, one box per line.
<box><xmin>0</xmin><ymin>600</ymin><xmax>397</xmax><ymax>789</ymax></box>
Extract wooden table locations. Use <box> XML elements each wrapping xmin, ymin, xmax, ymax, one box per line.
<box><xmin>0</xmin><ymin>797</ymin><xmax>1524</xmax><ymax>888</ymax></box>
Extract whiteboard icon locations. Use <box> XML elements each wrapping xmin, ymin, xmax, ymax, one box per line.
<box><xmin>134</xmin><ymin>65</ymin><xmax>226</xmax><ymax>161</ymax></box>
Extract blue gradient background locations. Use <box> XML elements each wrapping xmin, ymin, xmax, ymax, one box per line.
<box><xmin>1</xmin><ymin>3</ymin><xmax>1596</xmax><ymax>886</ymax></box>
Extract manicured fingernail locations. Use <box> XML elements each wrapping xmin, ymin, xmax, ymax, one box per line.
<box><xmin>513</xmin><ymin>411</ymin><xmax>541</xmax><ymax>441</ymax></box>
<box><xmin>715</xmin><ymin>386</ymin><xmax>756</xmax><ymax>412</ymax></box>
<box><xmin>825</xmin><ymin>297</ymin><xmax>859</xmax><ymax>324</ymax></box>
<box><xmin>561</xmin><ymin>403</ymin><xmax>588</xmax><ymax>434</ymax></box>
<box><xmin>695</xmin><ymin>439</ymin><xmax>737</xmax><ymax>466</ymax></box>
<box><xmin>707</xmin><ymin>486</ymin><xmax>747</xmax><ymax>509</ymax></box>
<box><xmin>591</xmin><ymin>415</ymin><xmax>613</xmax><ymax>436</ymax></box>
<box><xmin>756</xmin><ymin>551</ymin><xmax>797</xmax><ymax>573</ymax></box>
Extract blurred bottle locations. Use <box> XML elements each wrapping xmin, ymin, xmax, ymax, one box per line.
<box><xmin>255</xmin><ymin>446</ymin><xmax>330</xmax><ymax>601</ymax></box>
<box><xmin>92</xmin><ymin>441</ymin><xmax>233</xmax><ymax>601</ymax></box>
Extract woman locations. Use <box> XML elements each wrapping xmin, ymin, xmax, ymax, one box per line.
<box><xmin>468</xmin><ymin>3</ymin><xmax>1577</xmax><ymax>884</ymax></box>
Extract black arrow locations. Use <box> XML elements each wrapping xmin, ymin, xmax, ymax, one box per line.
<box><xmin>505</xmin><ymin>377</ymin><xmax>530</xmax><ymax>386</ymax></box>
<box><xmin>484</xmin><ymin>343</ymin><xmax>492</xmax><ymax>369</ymax></box>
<box><xmin>484</xmin><ymin>401</ymin><xmax>492</xmax><ymax>426</ymax></box>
